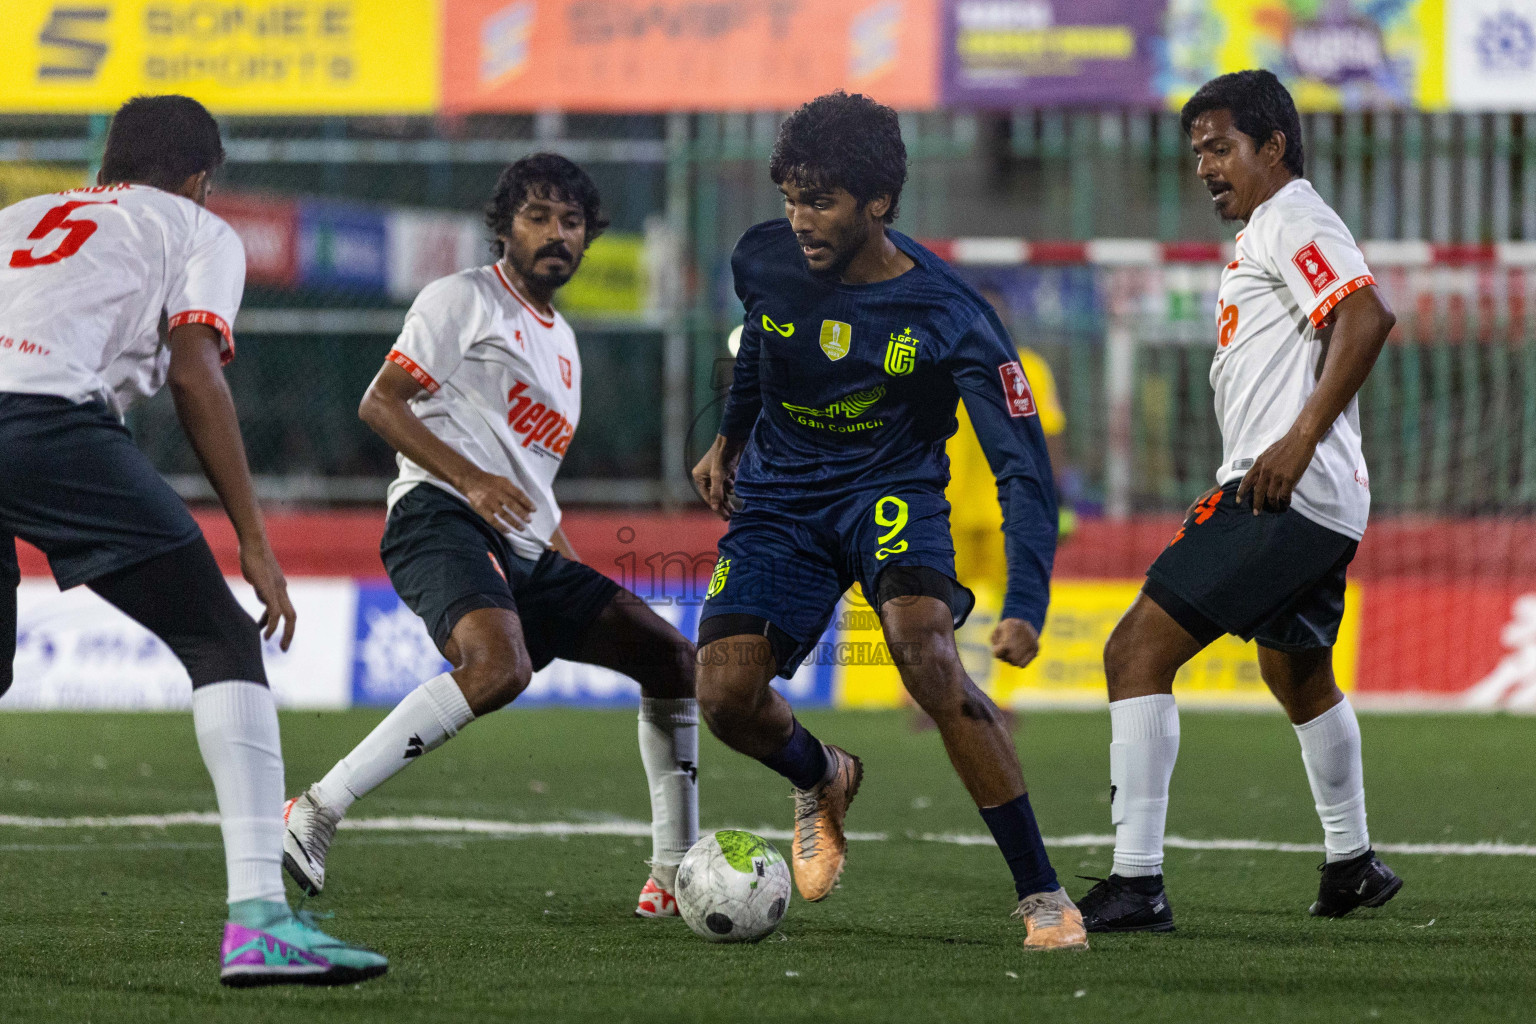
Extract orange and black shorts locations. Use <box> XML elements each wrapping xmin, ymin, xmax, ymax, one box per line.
<box><xmin>1143</xmin><ymin>483</ymin><xmax>1357</xmax><ymax>652</ymax></box>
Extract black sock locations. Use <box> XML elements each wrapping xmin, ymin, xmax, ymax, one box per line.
<box><xmin>979</xmin><ymin>793</ymin><xmax>1059</xmax><ymax>899</ymax></box>
<box><xmin>758</xmin><ymin>719</ymin><xmax>829</xmax><ymax>791</ymax></box>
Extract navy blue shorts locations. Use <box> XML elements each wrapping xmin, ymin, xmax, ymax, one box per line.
<box><xmin>1145</xmin><ymin>483</ymin><xmax>1358</xmax><ymax>651</ymax></box>
<box><xmin>381</xmin><ymin>483</ymin><xmax>621</xmax><ymax>671</ymax></box>
<box><xmin>0</xmin><ymin>392</ymin><xmax>202</xmax><ymax>589</ymax></box>
<box><xmin>698</xmin><ymin>487</ymin><xmax>974</xmax><ymax>676</ymax></box>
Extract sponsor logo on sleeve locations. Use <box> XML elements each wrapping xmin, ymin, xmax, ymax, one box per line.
<box><xmin>1291</xmin><ymin>242</ymin><xmax>1339</xmax><ymax>295</ymax></box>
<box><xmin>998</xmin><ymin>361</ymin><xmax>1037</xmax><ymax>418</ymax></box>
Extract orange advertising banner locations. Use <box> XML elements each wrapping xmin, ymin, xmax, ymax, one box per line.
<box><xmin>441</xmin><ymin>0</ymin><xmax>940</xmax><ymax>113</ymax></box>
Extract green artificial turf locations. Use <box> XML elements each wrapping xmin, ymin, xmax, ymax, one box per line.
<box><xmin>1</xmin><ymin>708</ymin><xmax>1533</xmax><ymax>1022</ymax></box>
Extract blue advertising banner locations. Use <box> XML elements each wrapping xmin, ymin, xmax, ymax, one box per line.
<box><xmin>942</xmin><ymin>0</ymin><xmax>1166</xmax><ymax>107</ymax></box>
<box><xmin>298</xmin><ymin>200</ymin><xmax>388</xmax><ymax>293</ymax></box>
<box><xmin>349</xmin><ymin>579</ymin><xmax>836</xmax><ymax>710</ymax></box>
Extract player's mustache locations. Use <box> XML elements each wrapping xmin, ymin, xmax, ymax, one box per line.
<box><xmin>535</xmin><ymin>244</ymin><xmax>573</xmax><ymax>261</ymax></box>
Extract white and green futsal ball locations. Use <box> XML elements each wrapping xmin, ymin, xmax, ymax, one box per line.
<box><xmin>675</xmin><ymin>830</ymin><xmax>791</xmax><ymax>943</ymax></box>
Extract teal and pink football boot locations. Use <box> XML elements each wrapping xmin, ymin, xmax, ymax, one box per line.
<box><xmin>219</xmin><ymin>900</ymin><xmax>387</xmax><ymax>987</ymax></box>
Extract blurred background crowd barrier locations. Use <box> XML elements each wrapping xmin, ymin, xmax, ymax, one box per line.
<box><xmin>6</xmin><ymin>0</ymin><xmax>1536</xmax><ymax>709</ymax></box>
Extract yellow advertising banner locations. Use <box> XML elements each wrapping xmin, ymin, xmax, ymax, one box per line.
<box><xmin>0</xmin><ymin>164</ymin><xmax>90</xmax><ymax>207</ymax></box>
<box><xmin>836</xmin><ymin>580</ymin><xmax>1361</xmax><ymax>708</ymax></box>
<box><xmin>0</xmin><ymin>0</ymin><xmax>438</xmax><ymax>114</ymax></box>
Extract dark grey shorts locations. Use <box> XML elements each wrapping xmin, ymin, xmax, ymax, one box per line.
<box><xmin>0</xmin><ymin>392</ymin><xmax>202</xmax><ymax>589</ymax></box>
<box><xmin>1144</xmin><ymin>483</ymin><xmax>1357</xmax><ymax>651</ymax></box>
<box><xmin>380</xmin><ymin>483</ymin><xmax>620</xmax><ymax>671</ymax></box>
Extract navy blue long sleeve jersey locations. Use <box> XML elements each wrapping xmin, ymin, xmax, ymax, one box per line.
<box><xmin>718</xmin><ymin>218</ymin><xmax>1058</xmax><ymax>629</ymax></box>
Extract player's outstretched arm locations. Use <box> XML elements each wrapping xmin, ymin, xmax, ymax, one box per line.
<box><xmin>691</xmin><ymin>434</ymin><xmax>746</xmax><ymax>520</ymax></box>
<box><xmin>949</xmin><ymin>316</ymin><xmax>1059</xmax><ymax>668</ymax></box>
<box><xmin>1237</xmin><ymin>286</ymin><xmax>1396</xmax><ymax>514</ymax></box>
<box><xmin>166</xmin><ymin>322</ymin><xmax>297</xmax><ymax>650</ymax></box>
<box><xmin>359</xmin><ymin>360</ymin><xmax>535</xmax><ymax>533</ymax></box>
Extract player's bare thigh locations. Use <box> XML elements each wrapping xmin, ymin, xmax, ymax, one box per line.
<box><xmin>876</xmin><ymin>594</ymin><xmax>970</xmax><ymax>708</ymax></box>
<box><xmin>1103</xmin><ymin>593</ymin><xmax>1206</xmax><ymax>701</ymax></box>
<box><xmin>442</xmin><ymin>606</ymin><xmax>535</xmax><ymax>716</ymax></box>
<box><xmin>572</xmin><ymin>589</ymin><xmax>695</xmax><ymax>699</ymax></box>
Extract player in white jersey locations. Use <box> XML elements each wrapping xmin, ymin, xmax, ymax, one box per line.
<box><xmin>1076</xmin><ymin>71</ymin><xmax>1403</xmax><ymax>932</ymax></box>
<box><xmin>0</xmin><ymin>95</ymin><xmax>386</xmax><ymax>986</ymax></box>
<box><xmin>282</xmin><ymin>155</ymin><xmax>699</xmax><ymax>918</ymax></box>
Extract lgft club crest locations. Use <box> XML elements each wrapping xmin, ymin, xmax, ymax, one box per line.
<box><xmin>884</xmin><ymin>326</ymin><xmax>920</xmax><ymax>376</ymax></box>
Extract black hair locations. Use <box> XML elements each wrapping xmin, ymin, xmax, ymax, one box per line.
<box><xmin>1180</xmin><ymin>69</ymin><xmax>1305</xmax><ymax>178</ymax></box>
<box><xmin>770</xmin><ymin>91</ymin><xmax>907</xmax><ymax>224</ymax></box>
<box><xmin>485</xmin><ymin>153</ymin><xmax>608</xmax><ymax>257</ymax></box>
<box><xmin>99</xmin><ymin>95</ymin><xmax>225</xmax><ymax>191</ymax></box>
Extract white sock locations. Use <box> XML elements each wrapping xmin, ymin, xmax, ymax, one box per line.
<box><xmin>638</xmin><ymin>697</ymin><xmax>699</xmax><ymax>890</ymax></box>
<box><xmin>191</xmin><ymin>681</ymin><xmax>287</xmax><ymax>905</ymax></box>
<box><xmin>1294</xmin><ymin>698</ymin><xmax>1370</xmax><ymax>862</ymax></box>
<box><xmin>1109</xmin><ymin>694</ymin><xmax>1180</xmax><ymax>878</ymax></box>
<box><xmin>311</xmin><ymin>673</ymin><xmax>475</xmax><ymax>814</ymax></box>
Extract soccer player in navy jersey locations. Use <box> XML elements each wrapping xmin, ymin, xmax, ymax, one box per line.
<box><xmin>690</xmin><ymin>92</ymin><xmax>1087</xmax><ymax>951</ymax></box>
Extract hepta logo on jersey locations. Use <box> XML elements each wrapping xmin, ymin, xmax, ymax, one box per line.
<box><xmin>1291</xmin><ymin>242</ymin><xmax>1339</xmax><ymax>295</ymax></box>
<box><xmin>997</xmin><ymin>361</ymin><xmax>1037</xmax><ymax>418</ymax></box>
<box><xmin>506</xmin><ymin>380</ymin><xmax>574</xmax><ymax>455</ymax></box>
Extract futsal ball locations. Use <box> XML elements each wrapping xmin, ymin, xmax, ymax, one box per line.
<box><xmin>675</xmin><ymin>829</ymin><xmax>791</xmax><ymax>943</ymax></box>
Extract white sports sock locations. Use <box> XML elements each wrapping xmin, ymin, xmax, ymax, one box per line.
<box><xmin>638</xmin><ymin>697</ymin><xmax>699</xmax><ymax>890</ymax></box>
<box><xmin>1109</xmin><ymin>693</ymin><xmax>1180</xmax><ymax>878</ymax></box>
<box><xmin>312</xmin><ymin>673</ymin><xmax>474</xmax><ymax>814</ymax></box>
<box><xmin>191</xmin><ymin>680</ymin><xmax>287</xmax><ymax>905</ymax></box>
<box><xmin>1294</xmin><ymin>698</ymin><xmax>1370</xmax><ymax>863</ymax></box>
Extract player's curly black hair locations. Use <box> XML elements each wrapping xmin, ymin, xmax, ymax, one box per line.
<box><xmin>100</xmin><ymin>95</ymin><xmax>225</xmax><ymax>192</ymax></box>
<box><xmin>770</xmin><ymin>91</ymin><xmax>907</xmax><ymax>224</ymax></box>
<box><xmin>485</xmin><ymin>153</ymin><xmax>609</xmax><ymax>257</ymax></box>
<box><xmin>1180</xmin><ymin>69</ymin><xmax>1305</xmax><ymax>178</ymax></box>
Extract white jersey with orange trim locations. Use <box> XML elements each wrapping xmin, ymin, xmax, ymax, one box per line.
<box><xmin>384</xmin><ymin>263</ymin><xmax>581</xmax><ymax>560</ymax></box>
<box><xmin>1212</xmin><ymin>178</ymin><xmax>1375</xmax><ymax>539</ymax></box>
<box><xmin>0</xmin><ymin>183</ymin><xmax>243</xmax><ymax>415</ymax></box>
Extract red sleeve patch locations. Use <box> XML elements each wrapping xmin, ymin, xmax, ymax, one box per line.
<box><xmin>998</xmin><ymin>361</ymin><xmax>1037</xmax><ymax>418</ymax></box>
<box><xmin>387</xmin><ymin>349</ymin><xmax>439</xmax><ymax>393</ymax></box>
<box><xmin>1291</xmin><ymin>242</ymin><xmax>1339</xmax><ymax>295</ymax></box>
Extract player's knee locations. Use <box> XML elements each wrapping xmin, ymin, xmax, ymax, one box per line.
<box><xmin>695</xmin><ymin>651</ymin><xmax>763</xmax><ymax>738</ymax></box>
<box><xmin>456</xmin><ymin>637</ymin><xmax>532</xmax><ymax>712</ymax></box>
<box><xmin>639</xmin><ymin>633</ymin><xmax>696</xmax><ymax>700</ymax></box>
<box><xmin>183</xmin><ymin>606</ymin><xmax>268</xmax><ymax>688</ymax></box>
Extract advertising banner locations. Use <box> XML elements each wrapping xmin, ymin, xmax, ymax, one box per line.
<box><xmin>209</xmin><ymin>193</ymin><xmax>299</xmax><ymax>288</ymax></box>
<box><xmin>0</xmin><ymin>0</ymin><xmax>438</xmax><ymax>114</ymax></box>
<box><xmin>835</xmin><ymin>580</ymin><xmax>1363</xmax><ymax>708</ymax></box>
<box><xmin>298</xmin><ymin>200</ymin><xmax>388</xmax><ymax>294</ymax></box>
<box><xmin>384</xmin><ymin>210</ymin><xmax>486</xmax><ymax>302</ymax></box>
<box><xmin>7</xmin><ymin>579</ymin><xmax>355</xmax><ymax>710</ymax></box>
<box><xmin>0</xmin><ymin>164</ymin><xmax>89</xmax><ymax>209</ymax></box>
<box><xmin>1448</xmin><ymin>0</ymin><xmax>1536</xmax><ymax>109</ymax></box>
<box><xmin>441</xmin><ymin>0</ymin><xmax>941</xmax><ymax>113</ymax></box>
<box><xmin>941</xmin><ymin>0</ymin><xmax>1165</xmax><ymax>108</ymax></box>
<box><xmin>1159</xmin><ymin>0</ymin><xmax>1447</xmax><ymax>111</ymax></box>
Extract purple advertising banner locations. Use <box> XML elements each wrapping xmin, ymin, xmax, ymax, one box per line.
<box><xmin>942</xmin><ymin>0</ymin><xmax>1166</xmax><ymax>108</ymax></box>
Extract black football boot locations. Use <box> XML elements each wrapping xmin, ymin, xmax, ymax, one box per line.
<box><xmin>1309</xmin><ymin>849</ymin><xmax>1403</xmax><ymax>917</ymax></box>
<box><xmin>1076</xmin><ymin>874</ymin><xmax>1175</xmax><ymax>933</ymax></box>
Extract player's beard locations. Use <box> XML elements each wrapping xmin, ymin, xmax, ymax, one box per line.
<box><xmin>804</xmin><ymin>218</ymin><xmax>871</xmax><ymax>281</ymax></box>
<box><xmin>510</xmin><ymin>242</ymin><xmax>581</xmax><ymax>290</ymax></box>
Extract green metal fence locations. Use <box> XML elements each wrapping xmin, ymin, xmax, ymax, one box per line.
<box><xmin>3</xmin><ymin>110</ymin><xmax>1535</xmax><ymax>510</ymax></box>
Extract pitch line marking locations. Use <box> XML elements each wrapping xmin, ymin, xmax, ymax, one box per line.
<box><xmin>1</xmin><ymin>814</ymin><xmax>1533</xmax><ymax>858</ymax></box>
